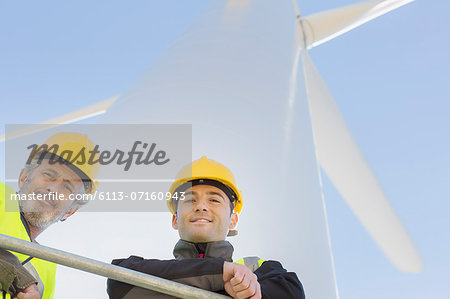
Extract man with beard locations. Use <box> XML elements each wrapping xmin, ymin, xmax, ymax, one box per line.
<box><xmin>0</xmin><ymin>132</ymin><xmax>99</xmax><ymax>299</ymax></box>
<box><xmin>107</xmin><ymin>156</ymin><xmax>304</xmax><ymax>298</ymax></box>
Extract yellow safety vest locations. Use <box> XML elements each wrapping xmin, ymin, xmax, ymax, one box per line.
<box><xmin>0</xmin><ymin>183</ymin><xmax>56</xmax><ymax>299</ymax></box>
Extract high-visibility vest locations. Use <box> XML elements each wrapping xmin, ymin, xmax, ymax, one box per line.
<box><xmin>0</xmin><ymin>182</ymin><xmax>56</xmax><ymax>299</ymax></box>
<box><xmin>234</xmin><ymin>256</ymin><xmax>266</xmax><ymax>272</ymax></box>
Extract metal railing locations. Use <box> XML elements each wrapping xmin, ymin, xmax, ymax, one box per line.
<box><xmin>0</xmin><ymin>234</ymin><xmax>230</xmax><ymax>299</ymax></box>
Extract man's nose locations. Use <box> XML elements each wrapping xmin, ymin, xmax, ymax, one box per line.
<box><xmin>194</xmin><ymin>199</ymin><xmax>208</xmax><ymax>211</ymax></box>
<box><xmin>44</xmin><ymin>180</ymin><xmax>61</xmax><ymax>193</ymax></box>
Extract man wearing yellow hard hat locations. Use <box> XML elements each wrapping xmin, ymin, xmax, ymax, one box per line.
<box><xmin>107</xmin><ymin>156</ymin><xmax>304</xmax><ymax>298</ymax></box>
<box><xmin>0</xmin><ymin>132</ymin><xmax>100</xmax><ymax>299</ymax></box>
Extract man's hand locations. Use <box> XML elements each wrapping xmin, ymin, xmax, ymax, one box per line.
<box><xmin>223</xmin><ymin>261</ymin><xmax>261</xmax><ymax>299</ymax></box>
<box><xmin>13</xmin><ymin>284</ymin><xmax>40</xmax><ymax>299</ymax></box>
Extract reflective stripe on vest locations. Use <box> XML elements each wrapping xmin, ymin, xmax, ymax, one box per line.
<box><xmin>234</xmin><ymin>256</ymin><xmax>266</xmax><ymax>272</ymax></box>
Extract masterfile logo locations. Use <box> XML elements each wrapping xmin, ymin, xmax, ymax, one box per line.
<box><xmin>26</xmin><ymin>141</ymin><xmax>170</xmax><ymax>171</ymax></box>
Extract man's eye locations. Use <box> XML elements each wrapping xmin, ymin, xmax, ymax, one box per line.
<box><xmin>43</xmin><ymin>172</ymin><xmax>52</xmax><ymax>177</ymax></box>
<box><xmin>209</xmin><ymin>198</ymin><xmax>221</xmax><ymax>203</ymax></box>
<box><xmin>65</xmin><ymin>184</ymin><xmax>73</xmax><ymax>192</ymax></box>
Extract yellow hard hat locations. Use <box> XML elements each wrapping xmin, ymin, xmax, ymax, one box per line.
<box><xmin>168</xmin><ymin>156</ymin><xmax>243</xmax><ymax>214</ymax></box>
<box><xmin>28</xmin><ymin>132</ymin><xmax>100</xmax><ymax>193</ymax></box>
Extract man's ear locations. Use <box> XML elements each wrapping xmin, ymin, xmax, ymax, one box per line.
<box><xmin>171</xmin><ymin>213</ymin><xmax>178</xmax><ymax>230</ymax></box>
<box><xmin>18</xmin><ymin>168</ymin><xmax>29</xmax><ymax>189</ymax></box>
<box><xmin>229</xmin><ymin>213</ymin><xmax>238</xmax><ymax>230</ymax></box>
<box><xmin>60</xmin><ymin>205</ymin><xmax>80</xmax><ymax>222</ymax></box>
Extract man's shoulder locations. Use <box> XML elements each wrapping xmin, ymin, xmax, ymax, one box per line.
<box><xmin>0</xmin><ymin>182</ymin><xmax>20</xmax><ymax>215</ymax></box>
<box><xmin>0</xmin><ymin>182</ymin><xmax>15</xmax><ymax>193</ymax></box>
<box><xmin>0</xmin><ymin>182</ymin><xmax>15</xmax><ymax>203</ymax></box>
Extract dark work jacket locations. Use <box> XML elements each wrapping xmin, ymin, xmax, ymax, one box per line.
<box><xmin>107</xmin><ymin>240</ymin><xmax>305</xmax><ymax>299</ymax></box>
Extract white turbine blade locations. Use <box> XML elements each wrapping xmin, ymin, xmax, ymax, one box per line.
<box><xmin>302</xmin><ymin>0</ymin><xmax>414</xmax><ymax>48</ymax></box>
<box><xmin>302</xmin><ymin>51</ymin><xmax>423</xmax><ymax>273</ymax></box>
<box><xmin>97</xmin><ymin>1</ymin><xmax>339</xmax><ymax>298</ymax></box>
<box><xmin>0</xmin><ymin>96</ymin><xmax>118</xmax><ymax>142</ymax></box>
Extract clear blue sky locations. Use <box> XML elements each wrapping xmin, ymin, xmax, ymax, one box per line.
<box><xmin>1</xmin><ymin>1</ymin><xmax>449</xmax><ymax>298</ymax></box>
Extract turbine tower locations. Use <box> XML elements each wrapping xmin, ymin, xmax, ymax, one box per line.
<box><xmin>2</xmin><ymin>1</ymin><xmax>422</xmax><ymax>298</ymax></box>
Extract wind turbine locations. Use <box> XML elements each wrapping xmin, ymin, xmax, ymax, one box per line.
<box><xmin>2</xmin><ymin>1</ymin><xmax>422</xmax><ymax>298</ymax></box>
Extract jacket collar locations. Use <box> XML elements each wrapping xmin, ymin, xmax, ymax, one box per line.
<box><xmin>173</xmin><ymin>239</ymin><xmax>234</xmax><ymax>262</ymax></box>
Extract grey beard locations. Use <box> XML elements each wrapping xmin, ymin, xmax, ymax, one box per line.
<box><xmin>22</xmin><ymin>211</ymin><xmax>59</xmax><ymax>228</ymax></box>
